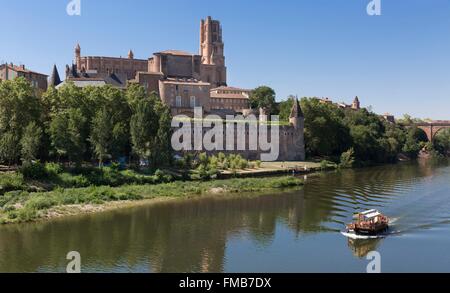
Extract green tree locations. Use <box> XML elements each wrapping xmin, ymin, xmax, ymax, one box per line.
<box><xmin>433</xmin><ymin>129</ymin><xmax>450</xmax><ymax>156</ymax></box>
<box><xmin>249</xmin><ymin>86</ymin><xmax>277</xmax><ymax>114</ymax></box>
<box><xmin>301</xmin><ymin>98</ymin><xmax>351</xmax><ymax>158</ymax></box>
<box><xmin>340</xmin><ymin>148</ymin><xmax>355</xmax><ymax>168</ymax></box>
<box><xmin>0</xmin><ymin>132</ymin><xmax>20</xmax><ymax>166</ymax></box>
<box><xmin>20</xmin><ymin>122</ymin><xmax>43</xmax><ymax>163</ymax></box>
<box><xmin>278</xmin><ymin>96</ymin><xmax>295</xmax><ymax>122</ymax></box>
<box><xmin>130</xmin><ymin>97</ymin><xmax>158</xmax><ymax>163</ymax></box>
<box><xmin>49</xmin><ymin>109</ymin><xmax>87</xmax><ymax>164</ymax></box>
<box><xmin>90</xmin><ymin>108</ymin><xmax>113</xmax><ymax>166</ymax></box>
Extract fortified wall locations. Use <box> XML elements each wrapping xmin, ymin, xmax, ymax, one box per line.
<box><xmin>171</xmin><ymin>100</ymin><xmax>305</xmax><ymax>162</ymax></box>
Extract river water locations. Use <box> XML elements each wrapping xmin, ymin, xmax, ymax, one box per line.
<box><xmin>0</xmin><ymin>160</ymin><xmax>449</xmax><ymax>273</ymax></box>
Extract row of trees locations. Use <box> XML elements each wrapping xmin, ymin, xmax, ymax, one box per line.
<box><xmin>0</xmin><ymin>78</ymin><xmax>172</xmax><ymax>167</ymax></box>
<box><xmin>1</xmin><ymin>80</ymin><xmax>447</xmax><ymax>168</ymax></box>
<box><xmin>250</xmin><ymin>86</ymin><xmax>446</xmax><ymax>165</ymax></box>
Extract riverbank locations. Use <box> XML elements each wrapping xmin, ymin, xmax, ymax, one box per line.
<box><xmin>0</xmin><ymin>176</ymin><xmax>304</xmax><ymax>225</ymax></box>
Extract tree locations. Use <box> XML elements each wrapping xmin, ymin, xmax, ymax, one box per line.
<box><xmin>278</xmin><ymin>95</ymin><xmax>295</xmax><ymax>122</ymax></box>
<box><xmin>340</xmin><ymin>148</ymin><xmax>355</xmax><ymax>168</ymax></box>
<box><xmin>153</xmin><ymin>100</ymin><xmax>173</xmax><ymax>166</ymax></box>
<box><xmin>301</xmin><ymin>98</ymin><xmax>351</xmax><ymax>158</ymax></box>
<box><xmin>90</xmin><ymin>108</ymin><xmax>113</xmax><ymax>166</ymax></box>
<box><xmin>433</xmin><ymin>129</ymin><xmax>450</xmax><ymax>156</ymax></box>
<box><xmin>49</xmin><ymin>109</ymin><xmax>87</xmax><ymax>165</ymax></box>
<box><xmin>0</xmin><ymin>132</ymin><xmax>20</xmax><ymax>166</ymax></box>
<box><xmin>20</xmin><ymin>122</ymin><xmax>43</xmax><ymax>163</ymax></box>
<box><xmin>249</xmin><ymin>86</ymin><xmax>277</xmax><ymax>114</ymax></box>
<box><xmin>129</xmin><ymin>90</ymin><xmax>173</xmax><ymax>167</ymax></box>
<box><xmin>130</xmin><ymin>97</ymin><xmax>158</xmax><ymax>163</ymax></box>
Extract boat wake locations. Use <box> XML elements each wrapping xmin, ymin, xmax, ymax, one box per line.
<box><xmin>340</xmin><ymin>231</ymin><xmax>386</xmax><ymax>240</ymax></box>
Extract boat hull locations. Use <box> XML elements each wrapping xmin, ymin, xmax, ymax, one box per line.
<box><xmin>352</xmin><ymin>225</ymin><xmax>389</xmax><ymax>236</ymax></box>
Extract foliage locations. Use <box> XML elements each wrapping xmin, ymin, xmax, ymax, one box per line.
<box><xmin>276</xmin><ymin>97</ymin><xmax>427</xmax><ymax>164</ymax></box>
<box><xmin>0</xmin><ymin>173</ymin><xmax>25</xmax><ymax>195</ymax></box>
<box><xmin>19</xmin><ymin>161</ymin><xmax>47</xmax><ymax>180</ymax></box>
<box><xmin>0</xmin><ymin>176</ymin><xmax>303</xmax><ymax>224</ymax></box>
<box><xmin>249</xmin><ymin>86</ymin><xmax>277</xmax><ymax>115</ymax></box>
<box><xmin>278</xmin><ymin>96</ymin><xmax>295</xmax><ymax>122</ymax></box>
<box><xmin>433</xmin><ymin>129</ymin><xmax>450</xmax><ymax>156</ymax></box>
<box><xmin>0</xmin><ymin>132</ymin><xmax>20</xmax><ymax>166</ymax></box>
<box><xmin>340</xmin><ymin>148</ymin><xmax>355</xmax><ymax>168</ymax></box>
<box><xmin>20</xmin><ymin>122</ymin><xmax>43</xmax><ymax>163</ymax></box>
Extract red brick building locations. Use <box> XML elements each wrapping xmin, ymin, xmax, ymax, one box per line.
<box><xmin>0</xmin><ymin>63</ymin><xmax>48</xmax><ymax>91</ymax></box>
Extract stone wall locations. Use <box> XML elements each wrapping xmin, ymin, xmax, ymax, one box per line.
<box><xmin>77</xmin><ymin>56</ymin><xmax>148</xmax><ymax>80</ymax></box>
<box><xmin>171</xmin><ymin>120</ymin><xmax>305</xmax><ymax>162</ymax></box>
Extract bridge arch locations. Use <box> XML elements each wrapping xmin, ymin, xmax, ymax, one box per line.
<box><xmin>415</xmin><ymin>123</ymin><xmax>450</xmax><ymax>142</ymax></box>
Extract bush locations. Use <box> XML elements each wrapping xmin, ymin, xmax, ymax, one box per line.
<box><xmin>19</xmin><ymin>161</ymin><xmax>47</xmax><ymax>180</ymax></box>
<box><xmin>25</xmin><ymin>196</ymin><xmax>57</xmax><ymax>210</ymax></box>
<box><xmin>0</xmin><ymin>173</ymin><xmax>26</xmax><ymax>194</ymax></box>
<box><xmin>154</xmin><ymin>169</ymin><xmax>173</xmax><ymax>184</ymax></box>
<box><xmin>320</xmin><ymin>160</ymin><xmax>337</xmax><ymax>170</ymax></box>
<box><xmin>340</xmin><ymin>148</ymin><xmax>355</xmax><ymax>169</ymax></box>
<box><xmin>45</xmin><ymin>162</ymin><xmax>64</xmax><ymax>176</ymax></box>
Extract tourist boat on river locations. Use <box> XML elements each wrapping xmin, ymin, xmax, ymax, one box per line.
<box><xmin>346</xmin><ymin>210</ymin><xmax>389</xmax><ymax>236</ymax></box>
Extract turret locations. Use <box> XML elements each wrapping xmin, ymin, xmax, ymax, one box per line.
<box><xmin>352</xmin><ymin>96</ymin><xmax>361</xmax><ymax>110</ymax></box>
<box><xmin>48</xmin><ymin>64</ymin><xmax>61</xmax><ymax>88</ymax></box>
<box><xmin>289</xmin><ymin>97</ymin><xmax>304</xmax><ymax>129</ymax></box>
<box><xmin>75</xmin><ymin>43</ymin><xmax>81</xmax><ymax>68</ymax></box>
<box><xmin>128</xmin><ymin>50</ymin><xmax>134</xmax><ymax>59</ymax></box>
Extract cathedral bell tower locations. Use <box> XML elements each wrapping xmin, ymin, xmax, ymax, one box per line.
<box><xmin>75</xmin><ymin>43</ymin><xmax>81</xmax><ymax>69</ymax></box>
<box><xmin>200</xmin><ymin>16</ymin><xmax>227</xmax><ymax>87</ymax></box>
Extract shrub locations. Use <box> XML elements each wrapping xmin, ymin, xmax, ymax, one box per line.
<box><xmin>45</xmin><ymin>162</ymin><xmax>64</xmax><ymax>176</ymax></box>
<box><xmin>20</xmin><ymin>161</ymin><xmax>47</xmax><ymax>180</ymax></box>
<box><xmin>0</xmin><ymin>173</ymin><xmax>26</xmax><ymax>194</ymax></box>
<box><xmin>340</xmin><ymin>148</ymin><xmax>355</xmax><ymax>169</ymax></box>
<box><xmin>320</xmin><ymin>160</ymin><xmax>337</xmax><ymax>170</ymax></box>
<box><xmin>25</xmin><ymin>196</ymin><xmax>57</xmax><ymax>210</ymax></box>
<box><xmin>154</xmin><ymin>169</ymin><xmax>173</xmax><ymax>184</ymax></box>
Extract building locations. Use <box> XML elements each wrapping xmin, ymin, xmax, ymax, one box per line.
<box><xmin>322</xmin><ymin>96</ymin><xmax>362</xmax><ymax>110</ymax></box>
<box><xmin>382</xmin><ymin>113</ymin><xmax>396</xmax><ymax>124</ymax></box>
<box><xmin>352</xmin><ymin>96</ymin><xmax>361</xmax><ymax>110</ymax></box>
<box><xmin>0</xmin><ymin>63</ymin><xmax>48</xmax><ymax>91</ymax></box>
<box><xmin>57</xmin><ymin>16</ymin><xmax>305</xmax><ymax>161</ymax></box>
<box><xmin>172</xmin><ymin>98</ymin><xmax>305</xmax><ymax>161</ymax></box>
<box><xmin>61</xmin><ymin>16</ymin><xmax>229</xmax><ymax>117</ymax></box>
<box><xmin>210</xmin><ymin>86</ymin><xmax>251</xmax><ymax>112</ymax></box>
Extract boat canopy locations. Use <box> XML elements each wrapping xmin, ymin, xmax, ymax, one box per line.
<box><xmin>361</xmin><ymin>209</ymin><xmax>377</xmax><ymax>215</ymax></box>
<box><xmin>364</xmin><ymin>211</ymin><xmax>381</xmax><ymax>219</ymax></box>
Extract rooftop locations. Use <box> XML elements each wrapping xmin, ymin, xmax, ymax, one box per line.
<box><xmin>0</xmin><ymin>63</ymin><xmax>48</xmax><ymax>77</ymax></box>
<box><xmin>210</xmin><ymin>92</ymin><xmax>250</xmax><ymax>100</ymax></box>
<box><xmin>211</xmin><ymin>86</ymin><xmax>252</xmax><ymax>92</ymax></box>
<box><xmin>157</xmin><ymin>50</ymin><xmax>195</xmax><ymax>57</ymax></box>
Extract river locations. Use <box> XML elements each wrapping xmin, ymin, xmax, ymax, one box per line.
<box><xmin>0</xmin><ymin>160</ymin><xmax>449</xmax><ymax>273</ymax></box>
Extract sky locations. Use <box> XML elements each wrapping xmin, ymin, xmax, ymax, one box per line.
<box><xmin>1</xmin><ymin>0</ymin><xmax>450</xmax><ymax>119</ymax></box>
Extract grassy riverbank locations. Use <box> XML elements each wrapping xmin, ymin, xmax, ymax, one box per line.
<box><xmin>0</xmin><ymin>176</ymin><xmax>303</xmax><ymax>224</ymax></box>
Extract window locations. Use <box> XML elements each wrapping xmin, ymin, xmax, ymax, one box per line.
<box><xmin>176</xmin><ymin>96</ymin><xmax>182</xmax><ymax>107</ymax></box>
<box><xmin>190</xmin><ymin>96</ymin><xmax>196</xmax><ymax>108</ymax></box>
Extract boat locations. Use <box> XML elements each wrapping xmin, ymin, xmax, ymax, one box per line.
<box><xmin>345</xmin><ymin>209</ymin><xmax>389</xmax><ymax>236</ymax></box>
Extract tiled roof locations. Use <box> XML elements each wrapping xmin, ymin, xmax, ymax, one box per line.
<box><xmin>0</xmin><ymin>63</ymin><xmax>48</xmax><ymax>77</ymax></box>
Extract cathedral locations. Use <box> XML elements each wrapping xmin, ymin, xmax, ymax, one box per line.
<box><xmin>53</xmin><ymin>16</ymin><xmax>306</xmax><ymax>161</ymax></box>
<box><xmin>59</xmin><ymin>16</ymin><xmax>248</xmax><ymax>117</ymax></box>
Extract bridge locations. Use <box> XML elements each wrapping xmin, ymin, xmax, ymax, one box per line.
<box><xmin>413</xmin><ymin>121</ymin><xmax>450</xmax><ymax>141</ymax></box>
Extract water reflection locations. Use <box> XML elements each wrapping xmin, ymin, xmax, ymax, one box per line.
<box><xmin>347</xmin><ymin>238</ymin><xmax>384</xmax><ymax>258</ymax></box>
<box><xmin>0</xmin><ymin>160</ymin><xmax>448</xmax><ymax>272</ymax></box>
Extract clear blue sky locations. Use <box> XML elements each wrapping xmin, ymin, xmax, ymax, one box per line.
<box><xmin>1</xmin><ymin>0</ymin><xmax>450</xmax><ymax>119</ymax></box>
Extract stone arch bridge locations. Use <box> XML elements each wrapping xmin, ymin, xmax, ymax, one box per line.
<box><xmin>412</xmin><ymin>121</ymin><xmax>450</xmax><ymax>141</ymax></box>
